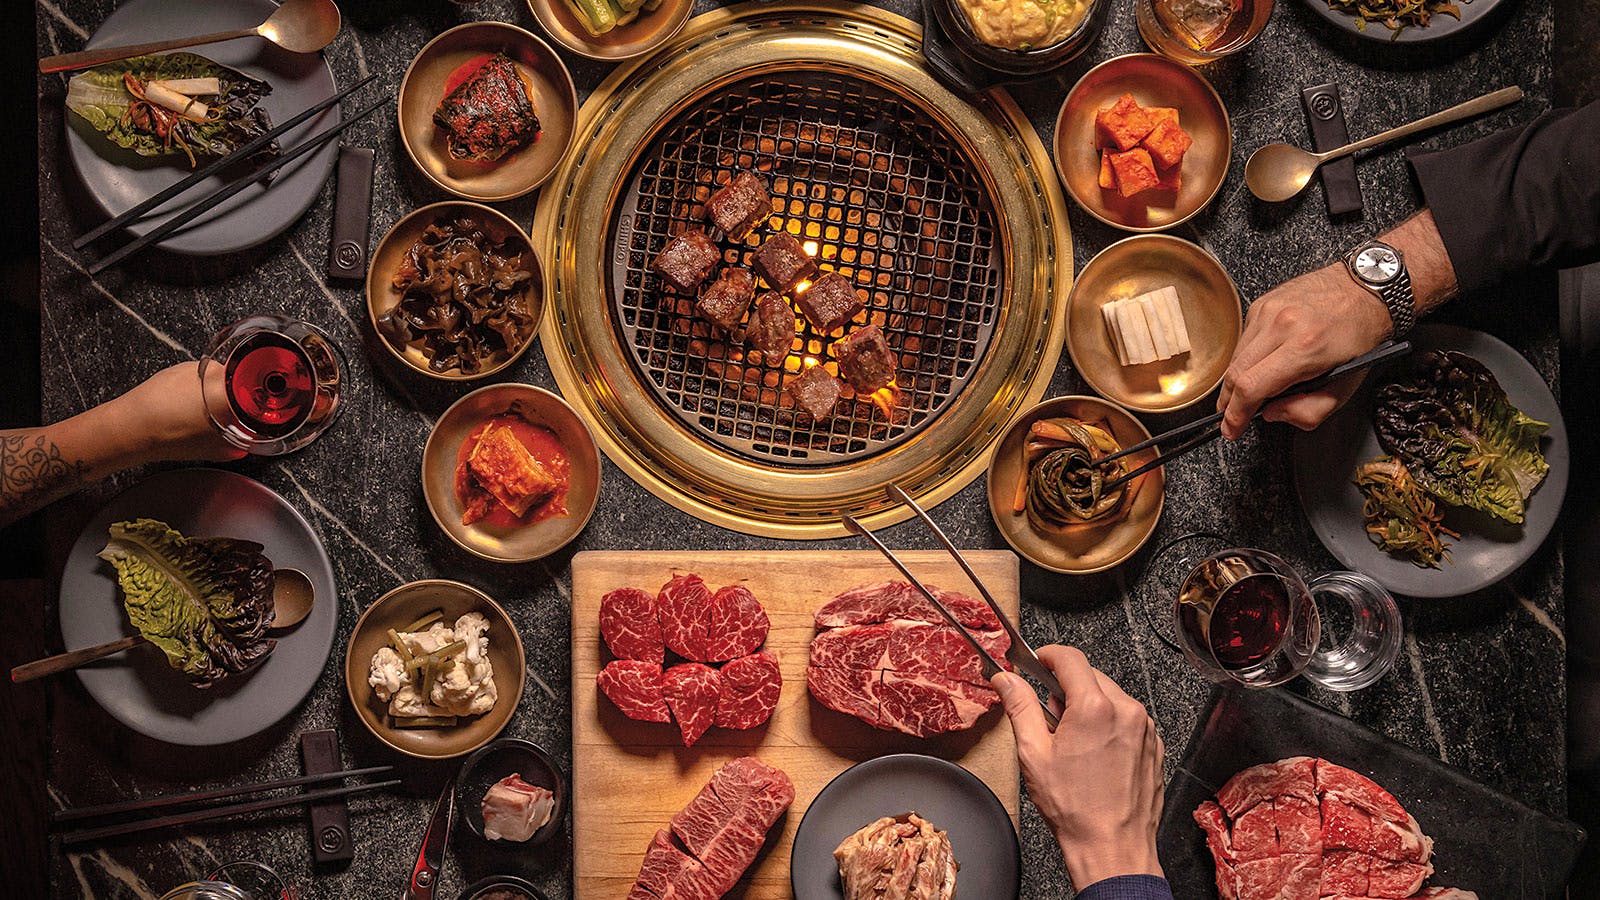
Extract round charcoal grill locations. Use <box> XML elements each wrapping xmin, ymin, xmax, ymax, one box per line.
<box><xmin>534</xmin><ymin>2</ymin><xmax>1072</xmax><ymax>537</ymax></box>
<box><xmin>611</xmin><ymin>70</ymin><xmax>1005</xmax><ymax>464</ymax></box>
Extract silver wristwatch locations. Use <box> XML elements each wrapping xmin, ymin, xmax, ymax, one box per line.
<box><xmin>1343</xmin><ymin>240</ymin><xmax>1415</xmax><ymax>338</ymax></box>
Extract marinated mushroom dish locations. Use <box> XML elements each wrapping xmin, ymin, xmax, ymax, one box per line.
<box><xmin>378</xmin><ymin>215</ymin><xmax>536</xmax><ymax>376</ymax></box>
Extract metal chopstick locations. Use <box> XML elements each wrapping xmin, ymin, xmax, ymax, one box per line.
<box><xmin>1099</xmin><ymin>420</ymin><xmax>1223</xmax><ymax>493</ymax></box>
<box><xmin>51</xmin><ymin>764</ymin><xmax>396</xmax><ymax>825</ymax></box>
<box><xmin>89</xmin><ymin>95</ymin><xmax>389</xmax><ymax>275</ymax></box>
<box><xmin>1093</xmin><ymin>340</ymin><xmax>1412</xmax><ymax>469</ymax></box>
<box><xmin>884</xmin><ymin>484</ymin><xmax>1066</xmax><ymax>711</ymax></box>
<box><xmin>58</xmin><ymin>779</ymin><xmax>402</xmax><ymax>845</ymax></box>
<box><xmin>841</xmin><ymin>513</ymin><xmax>1060</xmax><ymax>729</ymax></box>
<box><xmin>72</xmin><ymin>73</ymin><xmax>379</xmax><ymax>250</ymax></box>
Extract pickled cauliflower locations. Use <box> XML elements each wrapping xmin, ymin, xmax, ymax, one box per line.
<box><xmin>959</xmin><ymin>0</ymin><xmax>1088</xmax><ymax>50</ymax></box>
<box><xmin>366</xmin><ymin>611</ymin><xmax>499</xmax><ymax>723</ymax></box>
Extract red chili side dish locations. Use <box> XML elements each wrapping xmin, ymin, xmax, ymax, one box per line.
<box><xmin>454</xmin><ymin>414</ymin><xmax>570</xmax><ymax>527</ymax></box>
<box><xmin>433</xmin><ymin>52</ymin><xmax>541</xmax><ymax>164</ymax></box>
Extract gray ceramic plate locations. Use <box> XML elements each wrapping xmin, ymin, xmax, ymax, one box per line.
<box><xmin>59</xmin><ymin>468</ymin><xmax>338</xmax><ymax>745</ymax></box>
<box><xmin>790</xmin><ymin>754</ymin><xmax>1019</xmax><ymax>899</ymax></box>
<box><xmin>1298</xmin><ymin>0</ymin><xmax>1510</xmax><ymax>45</ymax></box>
<box><xmin>63</xmin><ymin>0</ymin><xmax>339</xmax><ymax>256</ymax></box>
<box><xmin>1293</xmin><ymin>324</ymin><xmax>1568</xmax><ymax>598</ymax></box>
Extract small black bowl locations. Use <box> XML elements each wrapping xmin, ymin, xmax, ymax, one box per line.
<box><xmin>928</xmin><ymin>0</ymin><xmax>1111</xmax><ymax>80</ymax></box>
<box><xmin>457</xmin><ymin>874</ymin><xmax>552</xmax><ymax>900</ymax></box>
<box><xmin>456</xmin><ymin>738</ymin><xmax>567</xmax><ymax>846</ymax></box>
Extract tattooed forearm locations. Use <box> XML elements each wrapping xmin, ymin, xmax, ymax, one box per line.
<box><xmin>0</xmin><ymin>431</ymin><xmax>91</xmax><ymax>527</ymax></box>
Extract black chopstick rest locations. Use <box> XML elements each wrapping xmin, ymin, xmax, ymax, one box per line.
<box><xmin>328</xmin><ymin>147</ymin><xmax>375</xmax><ymax>281</ymax></box>
<box><xmin>1301</xmin><ymin>83</ymin><xmax>1363</xmax><ymax>216</ymax></box>
<box><xmin>300</xmin><ymin>729</ymin><xmax>354</xmax><ymax>865</ymax></box>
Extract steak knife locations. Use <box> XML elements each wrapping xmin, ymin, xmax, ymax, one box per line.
<box><xmin>842</xmin><ymin>510</ymin><xmax>1061</xmax><ymax>729</ymax></box>
<box><xmin>402</xmin><ymin>776</ymin><xmax>455</xmax><ymax>900</ymax></box>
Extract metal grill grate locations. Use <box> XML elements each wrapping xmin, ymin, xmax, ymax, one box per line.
<box><xmin>608</xmin><ymin>68</ymin><xmax>1007</xmax><ymax>465</ymax></box>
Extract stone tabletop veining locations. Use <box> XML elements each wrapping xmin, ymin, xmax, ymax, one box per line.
<box><xmin>35</xmin><ymin>1</ymin><xmax>1564</xmax><ymax>898</ymax></box>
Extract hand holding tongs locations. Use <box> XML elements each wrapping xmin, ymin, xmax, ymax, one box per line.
<box><xmin>841</xmin><ymin>484</ymin><xmax>1065</xmax><ymax>729</ymax></box>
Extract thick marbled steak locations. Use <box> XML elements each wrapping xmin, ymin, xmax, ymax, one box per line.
<box><xmin>1194</xmin><ymin>757</ymin><xmax>1479</xmax><ymax>900</ymax></box>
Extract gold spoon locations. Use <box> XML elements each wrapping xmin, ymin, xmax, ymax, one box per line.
<box><xmin>39</xmin><ymin>0</ymin><xmax>342</xmax><ymax>73</ymax></box>
<box><xmin>1245</xmin><ymin>86</ymin><xmax>1523</xmax><ymax>203</ymax></box>
<box><xmin>10</xmin><ymin>568</ymin><xmax>317</xmax><ymax>684</ymax></box>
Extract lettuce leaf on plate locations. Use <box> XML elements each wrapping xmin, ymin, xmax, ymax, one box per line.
<box><xmin>66</xmin><ymin>52</ymin><xmax>277</xmax><ymax>167</ymax></box>
<box><xmin>97</xmin><ymin>518</ymin><xmax>276</xmax><ymax>687</ymax></box>
<box><xmin>1374</xmin><ymin>350</ymin><xmax>1550</xmax><ymax>525</ymax></box>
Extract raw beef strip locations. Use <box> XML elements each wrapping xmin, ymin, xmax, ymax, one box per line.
<box><xmin>875</xmin><ymin>670</ymin><xmax>999</xmax><ymax>737</ymax></box>
<box><xmin>1372</xmin><ymin>814</ymin><xmax>1433</xmax><ymax>864</ymax></box>
<box><xmin>1367</xmin><ymin>857</ymin><xmax>1433</xmax><ymax>897</ymax></box>
<box><xmin>658</xmin><ymin>574</ymin><xmax>714</xmax><ymax>661</ymax></box>
<box><xmin>815</xmin><ymin>581</ymin><xmax>1001</xmax><ymax>631</ymax></box>
<box><xmin>1274</xmin><ymin>796</ymin><xmax>1322</xmax><ymax>855</ymax></box>
<box><xmin>715</xmin><ymin>651</ymin><xmax>781</xmax><ymax>730</ymax></box>
<box><xmin>1320</xmin><ymin>850</ymin><xmax>1370</xmax><ymax>896</ymax></box>
<box><xmin>663</xmin><ymin>663</ymin><xmax>721</xmax><ymax>748</ymax></box>
<box><xmin>809</xmin><ymin>620</ymin><xmax>1009</xmax><ymax>686</ymax></box>
<box><xmin>1322</xmin><ymin>796</ymin><xmax>1377</xmax><ymax>853</ymax></box>
<box><xmin>807</xmin><ymin>666</ymin><xmax>885</xmax><ymax>729</ymax></box>
<box><xmin>1228</xmin><ymin>803</ymin><xmax>1278</xmax><ymax>862</ymax></box>
<box><xmin>701</xmin><ymin>584</ymin><xmax>770</xmax><ymax>662</ymax></box>
<box><xmin>1315</xmin><ymin>760</ymin><xmax>1411</xmax><ymax>824</ymax></box>
<box><xmin>626</xmin><ymin>757</ymin><xmax>794</xmax><ymax>899</ymax></box>
<box><xmin>600</xmin><ymin>587</ymin><xmax>664</xmax><ymax>663</ymax></box>
<box><xmin>1193</xmin><ymin>802</ymin><xmax>1239</xmax><ymax>900</ymax></box>
<box><xmin>1217</xmin><ymin>756</ymin><xmax>1318</xmax><ymax>817</ymax></box>
<box><xmin>598</xmin><ymin>659</ymin><xmax>671</xmax><ymax>723</ymax></box>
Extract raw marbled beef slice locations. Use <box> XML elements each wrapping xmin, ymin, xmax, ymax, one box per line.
<box><xmin>658</xmin><ymin>574</ymin><xmax>714</xmax><ymax>661</ymax></box>
<box><xmin>1228</xmin><ymin>803</ymin><xmax>1278</xmax><ymax>863</ymax></box>
<box><xmin>1192</xmin><ymin>801</ymin><xmax>1239</xmax><ymax>900</ymax></box>
<box><xmin>806</xmin><ymin>666</ymin><xmax>884</xmax><ymax>728</ymax></box>
<box><xmin>814</xmin><ymin>581</ymin><xmax>1001</xmax><ymax>630</ymax></box>
<box><xmin>1217</xmin><ymin>756</ymin><xmax>1318</xmax><ymax>818</ymax></box>
<box><xmin>875</xmin><ymin>670</ymin><xmax>998</xmax><ymax>737</ymax></box>
<box><xmin>1320</xmin><ymin>850</ymin><xmax>1370</xmax><ymax>896</ymax></box>
<box><xmin>669</xmin><ymin>757</ymin><xmax>795</xmax><ymax>896</ymax></box>
<box><xmin>701</xmin><ymin>584</ymin><xmax>770</xmax><ymax>662</ymax></box>
<box><xmin>1367</xmin><ymin>857</ymin><xmax>1433</xmax><ymax>898</ymax></box>
<box><xmin>598</xmin><ymin>659</ymin><xmax>671</xmax><ymax>723</ymax></box>
<box><xmin>1273</xmin><ymin>796</ymin><xmax>1323</xmax><ymax>855</ymax></box>
<box><xmin>663</xmin><ymin>663</ymin><xmax>721</xmax><ymax>747</ymax></box>
<box><xmin>601</xmin><ymin>587</ymin><xmax>664</xmax><ymax>663</ymax></box>
<box><xmin>715</xmin><ymin>651</ymin><xmax>782</xmax><ymax>730</ymax></box>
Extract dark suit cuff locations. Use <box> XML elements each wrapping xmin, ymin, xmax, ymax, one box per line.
<box><xmin>1075</xmin><ymin>874</ymin><xmax>1175</xmax><ymax>900</ymax></box>
<box><xmin>1407</xmin><ymin>142</ymin><xmax>1500</xmax><ymax>297</ymax></box>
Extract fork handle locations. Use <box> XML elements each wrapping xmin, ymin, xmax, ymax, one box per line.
<box><xmin>40</xmin><ymin>28</ymin><xmax>258</xmax><ymax>73</ymax></box>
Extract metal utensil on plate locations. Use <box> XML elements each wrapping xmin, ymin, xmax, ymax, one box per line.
<box><xmin>1245</xmin><ymin>86</ymin><xmax>1523</xmax><ymax>202</ymax></box>
<box><xmin>39</xmin><ymin>0</ymin><xmax>343</xmax><ymax>73</ymax></box>
<box><xmin>403</xmin><ymin>776</ymin><xmax>455</xmax><ymax>900</ymax></box>
<box><xmin>841</xmin><ymin>489</ymin><xmax>1063</xmax><ymax>729</ymax></box>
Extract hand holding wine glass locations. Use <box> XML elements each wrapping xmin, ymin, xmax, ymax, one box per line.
<box><xmin>992</xmin><ymin>645</ymin><xmax>1166</xmax><ymax>892</ymax></box>
<box><xmin>103</xmin><ymin>363</ymin><xmax>246</xmax><ymax>464</ymax></box>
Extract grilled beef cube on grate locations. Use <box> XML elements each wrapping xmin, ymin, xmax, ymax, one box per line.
<box><xmin>695</xmin><ymin>267</ymin><xmax>757</xmax><ymax>331</ymax></box>
<box><xmin>797</xmin><ymin>272</ymin><xmax>865</xmax><ymax>334</ymax></box>
<box><xmin>788</xmin><ymin>365</ymin><xmax>842</xmax><ymax>421</ymax></box>
<box><xmin>745</xmin><ymin>292</ymin><xmax>796</xmax><ymax>356</ymax></box>
<box><xmin>705</xmin><ymin>171</ymin><xmax>773</xmax><ymax>241</ymax></box>
<box><xmin>652</xmin><ymin>229</ymin><xmax>721</xmax><ymax>294</ymax></box>
<box><xmin>432</xmin><ymin>52</ymin><xmax>541</xmax><ymax>163</ymax></box>
<box><xmin>751</xmin><ymin>232</ymin><xmax>817</xmax><ymax>294</ymax></box>
<box><xmin>833</xmin><ymin>324</ymin><xmax>896</xmax><ymax>394</ymax></box>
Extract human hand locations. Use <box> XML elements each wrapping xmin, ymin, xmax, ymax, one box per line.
<box><xmin>103</xmin><ymin>363</ymin><xmax>245</xmax><ymax>464</ymax></box>
<box><xmin>992</xmin><ymin>645</ymin><xmax>1165</xmax><ymax>890</ymax></box>
<box><xmin>1216</xmin><ymin>264</ymin><xmax>1392</xmax><ymax>439</ymax></box>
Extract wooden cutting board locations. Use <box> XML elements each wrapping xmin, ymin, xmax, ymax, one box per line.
<box><xmin>571</xmin><ymin>550</ymin><xmax>1022</xmax><ymax>899</ymax></box>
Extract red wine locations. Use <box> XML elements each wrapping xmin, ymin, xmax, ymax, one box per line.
<box><xmin>225</xmin><ymin>331</ymin><xmax>315</xmax><ymax>439</ymax></box>
<box><xmin>1203</xmin><ymin>574</ymin><xmax>1292</xmax><ymax>669</ymax></box>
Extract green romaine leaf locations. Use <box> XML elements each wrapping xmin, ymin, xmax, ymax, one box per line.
<box><xmin>1374</xmin><ymin>350</ymin><xmax>1550</xmax><ymax>524</ymax></box>
<box><xmin>97</xmin><ymin>518</ymin><xmax>276</xmax><ymax>687</ymax></box>
<box><xmin>65</xmin><ymin>52</ymin><xmax>277</xmax><ymax>167</ymax></box>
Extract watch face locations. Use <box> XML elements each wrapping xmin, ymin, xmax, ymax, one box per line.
<box><xmin>1354</xmin><ymin>246</ymin><xmax>1401</xmax><ymax>284</ymax></box>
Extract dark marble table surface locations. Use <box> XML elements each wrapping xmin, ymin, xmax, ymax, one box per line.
<box><xmin>35</xmin><ymin>0</ymin><xmax>1566</xmax><ymax>897</ymax></box>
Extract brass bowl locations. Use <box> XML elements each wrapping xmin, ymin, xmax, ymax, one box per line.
<box><xmin>366</xmin><ymin>201</ymin><xmax>545</xmax><ymax>381</ymax></box>
<box><xmin>422</xmin><ymin>383</ymin><xmax>601</xmax><ymax>563</ymax></box>
<box><xmin>987</xmin><ymin>395</ymin><xmax>1164</xmax><ymax>574</ymax></box>
<box><xmin>398</xmin><ymin>21</ymin><xmax>577</xmax><ymax>202</ymax></box>
<box><xmin>1053</xmin><ymin>53</ymin><xmax>1231</xmax><ymax>233</ymax></box>
<box><xmin>526</xmin><ymin>0</ymin><xmax>693</xmax><ymax>61</ymax></box>
<box><xmin>1066</xmin><ymin>234</ymin><xmax>1241</xmax><ymax>413</ymax></box>
<box><xmin>345</xmin><ymin>580</ymin><xmax>526</xmax><ymax>760</ymax></box>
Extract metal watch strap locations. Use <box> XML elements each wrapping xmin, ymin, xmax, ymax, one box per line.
<box><xmin>1379</xmin><ymin>268</ymin><xmax>1416</xmax><ymax>338</ymax></box>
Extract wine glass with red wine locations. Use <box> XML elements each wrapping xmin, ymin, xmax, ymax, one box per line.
<box><xmin>1163</xmin><ymin>543</ymin><xmax>1400</xmax><ymax>691</ymax></box>
<box><xmin>199</xmin><ymin>315</ymin><xmax>346</xmax><ymax>456</ymax></box>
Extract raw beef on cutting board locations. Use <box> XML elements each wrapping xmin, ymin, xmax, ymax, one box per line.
<box><xmin>806</xmin><ymin>581</ymin><xmax>1011</xmax><ymax>737</ymax></box>
<box><xmin>626</xmin><ymin>756</ymin><xmax>795</xmax><ymax>900</ymax></box>
<box><xmin>597</xmin><ymin>574</ymin><xmax>781</xmax><ymax>745</ymax></box>
<box><xmin>1193</xmin><ymin>756</ymin><xmax>1478</xmax><ymax>900</ymax></box>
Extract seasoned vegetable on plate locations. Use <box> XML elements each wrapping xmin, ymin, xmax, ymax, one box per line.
<box><xmin>66</xmin><ymin>52</ymin><xmax>278</xmax><ymax>168</ymax></box>
<box><xmin>1354</xmin><ymin>455</ymin><xmax>1458</xmax><ymax>568</ymax></box>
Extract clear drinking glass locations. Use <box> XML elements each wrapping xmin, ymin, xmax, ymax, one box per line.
<box><xmin>1148</xmin><ymin>535</ymin><xmax>1401</xmax><ymax>691</ymax></box>
<box><xmin>1136</xmin><ymin>0</ymin><xmax>1275</xmax><ymax>64</ymax></box>
<box><xmin>198</xmin><ymin>314</ymin><xmax>346</xmax><ymax>456</ymax></box>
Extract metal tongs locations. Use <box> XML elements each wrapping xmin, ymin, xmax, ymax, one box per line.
<box><xmin>842</xmin><ymin>484</ymin><xmax>1065</xmax><ymax>729</ymax></box>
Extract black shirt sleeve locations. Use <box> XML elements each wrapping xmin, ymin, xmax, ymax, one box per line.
<box><xmin>1407</xmin><ymin>100</ymin><xmax>1600</xmax><ymax>296</ymax></box>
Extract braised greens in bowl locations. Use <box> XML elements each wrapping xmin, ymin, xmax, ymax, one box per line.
<box><xmin>65</xmin><ymin>52</ymin><xmax>278</xmax><ymax>168</ymax></box>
